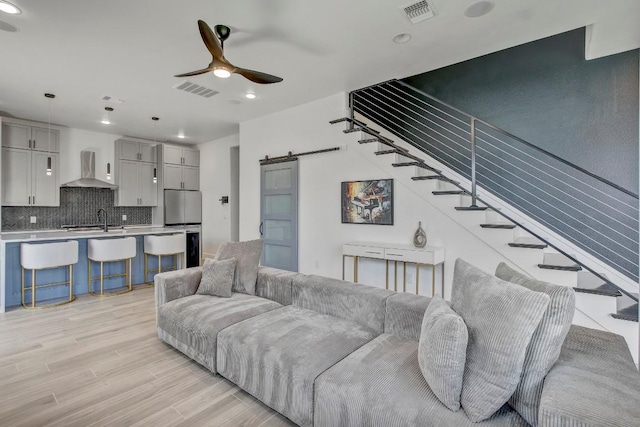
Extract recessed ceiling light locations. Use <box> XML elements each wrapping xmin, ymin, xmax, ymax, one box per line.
<box><xmin>0</xmin><ymin>1</ymin><xmax>21</xmax><ymax>15</ymax></box>
<box><xmin>464</xmin><ymin>1</ymin><xmax>494</xmax><ymax>18</ymax></box>
<box><xmin>392</xmin><ymin>33</ymin><xmax>412</xmax><ymax>44</ymax></box>
<box><xmin>100</xmin><ymin>119</ymin><xmax>111</xmax><ymax>125</ymax></box>
<box><xmin>244</xmin><ymin>93</ymin><xmax>257</xmax><ymax>99</ymax></box>
<box><xmin>177</xmin><ymin>133</ymin><xmax>186</xmax><ymax>139</ymax></box>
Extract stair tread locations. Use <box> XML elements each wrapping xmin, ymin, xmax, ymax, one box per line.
<box><xmin>574</xmin><ymin>285</ymin><xmax>622</xmax><ymax>297</ymax></box>
<box><xmin>611</xmin><ymin>303</ymin><xmax>639</xmax><ymax>322</ymax></box>
<box><xmin>480</xmin><ymin>223</ymin><xmax>517</xmax><ymax>229</ymax></box>
<box><xmin>509</xmin><ymin>242</ymin><xmax>548</xmax><ymax>249</ymax></box>
<box><xmin>455</xmin><ymin>206</ymin><xmax>488</xmax><ymax>211</ymax></box>
<box><xmin>412</xmin><ymin>175</ymin><xmax>442</xmax><ymax>181</ymax></box>
<box><xmin>432</xmin><ymin>190</ymin><xmax>467</xmax><ymax>195</ymax></box>
<box><xmin>537</xmin><ymin>263</ymin><xmax>582</xmax><ymax>272</ymax></box>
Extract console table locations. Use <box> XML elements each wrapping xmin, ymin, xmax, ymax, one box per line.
<box><xmin>342</xmin><ymin>242</ymin><xmax>445</xmax><ymax>296</ymax></box>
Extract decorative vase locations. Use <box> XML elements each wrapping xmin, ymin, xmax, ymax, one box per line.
<box><xmin>413</xmin><ymin>221</ymin><xmax>427</xmax><ymax>248</ymax></box>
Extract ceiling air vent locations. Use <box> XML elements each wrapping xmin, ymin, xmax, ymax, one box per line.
<box><xmin>400</xmin><ymin>0</ymin><xmax>436</xmax><ymax>24</ymax></box>
<box><xmin>174</xmin><ymin>81</ymin><xmax>219</xmax><ymax>98</ymax></box>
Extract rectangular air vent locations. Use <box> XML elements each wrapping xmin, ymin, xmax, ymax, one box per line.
<box><xmin>174</xmin><ymin>81</ymin><xmax>219</xmax><ymax>98</ymax></box>
<box><xmin>400</xmin><ymin>0</ymin><xmax>436</xmax><ymax>24</ymax></box>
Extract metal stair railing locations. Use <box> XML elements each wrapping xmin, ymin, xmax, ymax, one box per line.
<box><xmin>346</xmin><ymin>79</ymin><xmax>639</xmax><ymax>299</ymax></box>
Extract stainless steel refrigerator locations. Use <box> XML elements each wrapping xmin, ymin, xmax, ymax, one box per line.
<box><xmin>164</xmin><ymin>190</ymin><xmax>202</xmax><ymax>225</ymax></box>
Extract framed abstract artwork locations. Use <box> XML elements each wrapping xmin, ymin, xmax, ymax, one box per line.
<box><xmin>341</xmin><ymin>179</ymin><xmax>393</xmax><ymax>225</ymax></box>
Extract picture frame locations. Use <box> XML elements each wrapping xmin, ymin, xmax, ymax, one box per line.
<box><xmin>341</xmin><ymin>179</ymin><xmax>394</xmax><ymax>225</ymax></box>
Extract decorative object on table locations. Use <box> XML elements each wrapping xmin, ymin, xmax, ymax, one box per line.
<box><xmin>341</xmin><ymin>179</ymin><xmax>393</xmax><ymax>225</ymax></box>
<box><xmin>413</xmin><ymin>221</ymin><xmax>427</xmax><ymax>248</ymax></box>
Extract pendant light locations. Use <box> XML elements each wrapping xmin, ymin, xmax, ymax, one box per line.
<box><xmin>106</xmin><ymin>162</ymin><xmax>111</xmax><ymax>180</ymax></box>
<box><xmin>152</xmin><ymin>117</ymin><xmax>159</xmax><ymax>183</ymax></box>
<box><xmin>101</xmin><ymin>106</ymin><xmax>113</xmax><ymax>125</ymax></box>
<box><xmin>44</xmin><ymin>93</ymin><xmax>55</xmax><ymax>176</ymax></box>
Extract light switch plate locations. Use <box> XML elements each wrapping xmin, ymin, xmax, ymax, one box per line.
<box><xmin>30</xmin><ymin>216</ymin><xmax>36</xmax><ymax>224</ymax></box>
<box><xmin>122</xmin><ymin>214</ymin><xmax>127</xmax><ymax>221</ymax></box>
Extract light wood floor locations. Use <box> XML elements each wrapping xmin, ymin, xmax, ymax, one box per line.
<box><xmin>0</xmin><ymin>286</ymin><xmax>296</xmax><ymax>427</ymax></box>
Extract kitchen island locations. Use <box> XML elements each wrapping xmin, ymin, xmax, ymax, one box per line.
<box><xmin>0</xmin><ymin>226</ymin><xmax>194</xmax><ymax>312</ymax></box>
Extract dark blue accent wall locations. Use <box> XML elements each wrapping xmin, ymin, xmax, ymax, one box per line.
<box><xmin>402</xmin><ymin>28</ymin><xmax>639</xmax><ymax>193</ymax></box>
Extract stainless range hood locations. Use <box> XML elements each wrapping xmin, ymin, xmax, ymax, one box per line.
<box><xmin>61</xmin><ymin>151</ymin><xmax>117</xmax><ymax>189</ymax></box>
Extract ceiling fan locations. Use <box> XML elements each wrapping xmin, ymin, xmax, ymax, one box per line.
<box><xmin>175</xmin><ymin>20</ymin><xmax>283</xmax><ymax>84</ymax></box>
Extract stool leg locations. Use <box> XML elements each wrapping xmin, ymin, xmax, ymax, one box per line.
<box><xmin>32</xmin><ymin>269</ymin><xmax>36</xmax><ymax>308</ymax></box>
<box><xmin>100</xmin><ymin>261</ymin><xmax>104</xmax><ymax>295</ymax></box>
<box><xmin>69</xmin><ymin>265</ymin><xmax>73</xmax><ymax>302</ymax></box>
<box><xmin>144</xmin><ymin>253</ymin><xmax>148</xmax><ymax>285</ymax></box>
<box><xmin>159</xmin><ymin>255</ymin><xmax>162</xmax><ymax>274</ymax></box>
<box><xmin>21</xmin><ymin>267</ymin><xmax>25</xmax><ymax>308</ymax></box>
<box><xmin>88</xmin><ymin>260</ymin><xmax>92</xmax><ymax>294</ymax></box>
<box><xmin>128</xmin><ymin>258</ymin><xmax>132</xmax><ymax>291</ymax></box>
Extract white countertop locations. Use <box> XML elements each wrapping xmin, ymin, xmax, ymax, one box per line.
<box><xmin>0</xmin><ymin>226</ymin><xmax>192</xmax><ymax>243</ymax></box>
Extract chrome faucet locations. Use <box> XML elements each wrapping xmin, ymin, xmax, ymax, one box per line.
<box><xmin>97</xmin><ymin>208</ymin><xmax>108</xmax><ymax>232</ymax></box>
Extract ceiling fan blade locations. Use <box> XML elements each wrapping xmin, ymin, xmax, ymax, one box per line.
<box><xmin>174</xmin><ymin>68</ymin><xmax>212</xmax><ymax>77</ymax></box>
<box><xmin>234</xmin><ymin>67</ymin><xmax>283</xmax><ymax>84</ymax></box>
<box><xmin>198</xmin><ymin>20</ymin><xmax>223</xmax><ymax>60</ymax></box>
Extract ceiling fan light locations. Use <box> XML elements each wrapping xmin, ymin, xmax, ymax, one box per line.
<box><xmin>213</xmin><ymin>67</ymin><xmax>231</xmax><ymax>78</ymax></box>
<box><xmin>0</xmin><ymin>1</ymin><xmax>21</xmax><ymax>14</ymax></box>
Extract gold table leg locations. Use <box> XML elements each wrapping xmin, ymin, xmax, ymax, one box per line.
<box><xmin>416</xmin><ymin>264</ymin><xmax>420</xmax><ymax>295</ymax></box>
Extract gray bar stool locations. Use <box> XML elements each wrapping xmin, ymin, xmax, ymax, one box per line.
<box><xmin>87</xmin><ymin>237</ymin><xmax>137</xmax><ymax>296</ymax></box>
<box><xmin>144</xmin><ymin>234</ymin><xmax>186</xmax><ymax>285</ymax></box>
<box><xmin>20</xmin><ymin>240</ymin><xmax>79</xmax><ymax>309</ymax></box>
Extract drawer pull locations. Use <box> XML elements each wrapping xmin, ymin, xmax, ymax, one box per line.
<box><xmin>365</xmin><ymin>251</ymin><xmax>381</xmax><ymax>254</ymax></box>
<box><xmin>387</xmin><ymin>253</ymin><xmax>404</xmax><ymax>257</ymax></box>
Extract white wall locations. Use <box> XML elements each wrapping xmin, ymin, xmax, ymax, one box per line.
<box><xmin>198</xmin><ymin>134</ymin><xmax>239</xmax><ymax>258</ymax></box>
<box><xmin>239</xmin><ymin>93</ymin><xmax>511</xmax><ymax>296</ymax></box>
<box><xmin>58</xmin><ymin>127</ymin><xmax>118</xmax><ymax>185</ymax></box>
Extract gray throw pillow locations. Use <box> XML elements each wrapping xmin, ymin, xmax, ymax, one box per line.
<box><xmin>196</xmin><ymin>258</ymin><xmax>236</xmax><ymax>297</ymax></box>
<box><xmin>495</xmin><ymin>262</ymin><xmax>575</xmax><ymax>426</ymax></box>
<box><xmin>418</xmin><ymin>295</ymin><xmax>468</xmax><ymax>412</ymax></box>
<box><xmin>450</xmin><ymin>259</ymin><xmax>550</xmax><ymax>422</ymax></box>
<box><xmin>214</xmin><ymin>239</ymin><xmax>263</xmax><ymax>295</ymax></box>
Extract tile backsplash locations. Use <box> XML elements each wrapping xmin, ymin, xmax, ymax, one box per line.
<box><xmin>2</xmin><ymin>187</ymin><xmax>152</xmax><ymax>231</ymax></box>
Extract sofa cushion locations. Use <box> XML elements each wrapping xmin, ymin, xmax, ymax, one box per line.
<box><xmin>157</xmin><ymin>293</ymin><xmax>281</xmax><ymax>373</ymax></box>
<box><xmin>495</xmin><ymin>262</ymin><xmax>575</xmax><ymax>426</ymax></box>
<box><xmin>196</xmin><ymin>258</ymin><xmax>236</xmax><ymax>298</ymax></box>
<box><xmin>418</xmin><ymin>295</ymin><xmax>468</xmax><ymax>411</ymax></box>
<box><xmin>292</xmin><ymin>274</ymin><xmax>393</xmax><ymax>333</ymax></box>
<box><xmin>217</xmin><ymin>305</ymin><xmax>378</xmax><ymax>427</ymax></box>
<box><xmin>539</xmin><ymin>325</ymin><xmax>640</xmax><ymax>427</ymax></box>
<box><xmin>214</xmin><ymin>239</ymin><xmax>263</xmax><ymax>295</ymax></box>
<box><xmin>451</xmin><ymin>259</ymin><xmax>550</xmax><ymax>422</ymax></box>
<box><xmin>384</xmin><ymin>292</ymin><xmax>431</xmax><ymax>341</ymax></box>
<box><xmin>256</xmin><ymin>266</ymin><xmax>299</xmax><ymax>306</ymax></box>
<box><xmin>314</xmin><ymin>333</ymin><xmax>528</xmax><ymax>427</ymax></box>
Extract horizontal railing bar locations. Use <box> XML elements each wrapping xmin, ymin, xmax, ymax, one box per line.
<box><xmin>354</xmin><ymin>95</ymin><xmax>471</xmax><ymax>156</ymax></box>
<box><xmin>374</xmin><ymin>85</ymin><xmax>472</xmax><ymax>138</ymax></box>
<box><xmin>392</xmin><ymin>80</ymin><xmax>639</xmax><ymax>199</ymax></box>
<box><xmin>354</xmin><ymin>104</ymin><xmax>467</xmax><ymax>176</ymax></box>
<box><xmin>475</xmin><ymin>172</ymin><xmax>638</xmax><ymax>279</ymax></box>
<box><xmin>354</xmin><ymin>100</ymin><xmax>472</xmax><ymax>174</ymax></box>
<box><xmin>476</xmin><ymin>195</ymin><xmax>639</xmax><ymax>301</ymax></box>
<box><xmin>476</xmin><ymin>145</ymin><xmax>639</xmax><ymax>227</ymax></box>
<box><xmin>475</xmin><ymin>162</ymin><xmax>638</xmax><ymax>251</ymax></box>
<box><xmin>476</xmin><ymin>129</ymin><xmax>639</xmax><ymax>208</ymax></box>
<box><xmin>358</xmin><ymin>90</ymin><xmax>471</xmax><ymax>149</ymax></box>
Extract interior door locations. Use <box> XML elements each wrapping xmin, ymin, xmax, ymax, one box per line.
<box><xmin>260</xmin><ymin>160</ymin><xmax>298</xmax><ymax>272</ymax></box>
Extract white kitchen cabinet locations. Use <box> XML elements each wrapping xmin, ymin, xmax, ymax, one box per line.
<box><xmin>162</xmin><ymin>144</ymin><xmax>199</xmax><ymax>190</ymax></box>
<box><xmin>2</xmin><ymin>147</ymin><xmax>59</xmax><ymax>206</ymax></box>
<box><xmin>2</xmin><ymin>122</ymin><xmax>59</xmax><ymax>153</ymax></box>
<box><xmin>114</xmin><ymin>140</ymin><xmax>158</xmax><ymax>206</ymax></box>
<box><xmin>163</xmin><ymin>164</ymin><xmax>199</xmax><ymax>190</ymax></box>
<box><xmin>116</xmin><ymin>139</ymin><xmax>157</xmax><ymax>163</ymax></box>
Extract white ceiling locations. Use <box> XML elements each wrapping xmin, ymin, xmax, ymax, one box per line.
<box><xmin>0</xmin><ymin>0</ymin><xmax>638</xmax><ymax>145</ymax></box>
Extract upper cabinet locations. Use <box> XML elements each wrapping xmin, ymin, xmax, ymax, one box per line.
<box><xmin>162</xmin><ymin>144</ymin><xmax>199</xmax><ymax>190</ymax></box>
<box><xmin>2</xmin><ymin>121</ymin><xmax>60</xmax><ymax>153</ymax></box>
<box><xmin>114</xmin><ymin>139</ymin><xmax>158</xmax><ymax>206</ymax></box>
<box><xmin>1</xmin><ymin>120</ymin><xmax>60</xmax><ymax>206</ymax></box>
<box><xmin>164</xmin><ymin>145</ymin><xmax>199</xmax><ymax>167</ymax></box>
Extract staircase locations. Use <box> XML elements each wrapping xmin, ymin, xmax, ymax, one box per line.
<box><xmin>329</xmin><ymin>83</ymin><xmax>639</xmax><ymax>358</ymax></box>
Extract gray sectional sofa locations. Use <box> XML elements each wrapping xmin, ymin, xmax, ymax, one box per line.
<box><xmin>155</xmin><ymin>265</ymin><xmax>640</xmax><ymax>427</ymax></box>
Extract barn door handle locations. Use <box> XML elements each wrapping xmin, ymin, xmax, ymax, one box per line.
<box><xmin>259</xmin><ymin>222</ymin><xmax>264</xmax><ymax>236</ymax></box>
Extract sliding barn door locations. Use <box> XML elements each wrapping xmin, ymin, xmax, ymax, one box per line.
<box><xmin>260</xmin><ymin>160</ymin><xmax>298</xmax><ymax>271</ymax></box>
